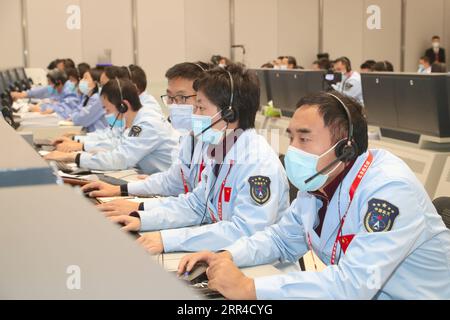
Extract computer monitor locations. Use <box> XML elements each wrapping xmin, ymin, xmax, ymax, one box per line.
<box><xmin>7</xmin><ymin>69</ymin><xmax>18</xmax><ymax>84</ymax></box>
<box><xmin>251</xmin><ymin>68</ymin><xmax>271</xmax><ymax>109</ymax></box>
<box><xmin>362</xmin><ymin>73</ymin><xmax>450</xmax><ymax>140</ymax></box>
<box><xmin>269</xmin><ymin>70</ymin><xmax>325</xmax><ymax>117</ymax></box>
<box><xmin>16</xmin><ymin>67</ymin><xmax>27</xmax><ymax>81</ymax></box>
<box><xmin>0</xmin><ymin>74</ymin><xmax>6</xmax><ymax>96</ymax></box>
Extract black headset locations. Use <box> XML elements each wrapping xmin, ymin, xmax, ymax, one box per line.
<box><xmin>116</xmin><ymin>77</ymin><xmax>128</xmax><ymax>113</ymax></box>
<box><xmin>196</xmin><ymin>69</ymin><xmax>238</xmax><ymax>137</ymax></box>
<box><xmin>304</xmin><ymin>92</ymin><xmax>358</xmax><ymax>184</ymax></box>
<box><xmin>221</xmin><ymin>70</ymin><xmax>238</xmax><ymax>123</ymax></box>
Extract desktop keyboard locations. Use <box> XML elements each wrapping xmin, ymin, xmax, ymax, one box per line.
<box><xmin>97</xmin><ymin>175</ymin><xmax>128</xmax><ymax>186</ymax></box>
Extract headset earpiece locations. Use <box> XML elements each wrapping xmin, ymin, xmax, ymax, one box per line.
<box><xmin>335</xmin><ymin>139</ymin><xmax>358</xmax><ymax>162</ymax></box>
<box><xmin>115</xmin><ymin>78</ymin><xmax>128</xmax><ymax>113</ymax></box>
<box><xmin>222</xmin><ymin>70</ymin><xmax>238</xmax><ymax>123</ymax></box>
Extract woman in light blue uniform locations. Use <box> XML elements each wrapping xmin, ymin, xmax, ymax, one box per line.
<box><xmin>69</xmin><ymin>68</ymin><xmax>108</xmax><ymax>133</ymax></box>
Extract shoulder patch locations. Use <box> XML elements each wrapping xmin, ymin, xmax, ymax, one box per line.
<box><xmin>248</xmin><ymin>176</ymin><xmax>271</xmax><ymax>205</ymax></box>
<box><xmin>364</xmin><ymin>198</ymin><xmax>399</xmax><ymax>233</ymax></box>
<box><xmin>129</xmin><ymin>125</ymin><xmax>142</xmax><ymax>137</ymax></box>
<box><xmin>344</xmin><ymin>82</ymin><xmax>354</xmax><ymax>91</ymax></box>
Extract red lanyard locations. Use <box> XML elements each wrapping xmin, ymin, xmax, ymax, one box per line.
<box><xmin>307</xmin><ymin>152</ymin><xmax>374</xmax><ymax>268</ymax></box>
<box><xmin>210</xmin><ymin>161</ymin><xmax>234</xmax><ymax>222</ymax></box>
<box><xmin>180</xmin><ymin>161</ymin><xmax>205</xmax><ymax>194</ymax></box>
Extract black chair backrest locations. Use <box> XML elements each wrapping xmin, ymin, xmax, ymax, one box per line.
<box><xmin>279</xmin><ymin>154</ymin><xmax>298</xmax><ymax>204</ymax></box>
<box><xmin>433</xmin><ymin>197</ymin><xmax>450</xmax><ymax>229</ymax></box>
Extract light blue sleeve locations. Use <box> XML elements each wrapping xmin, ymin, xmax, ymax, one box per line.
<box><xmin>79</xmin><ymin>122</ymin><xmax>162</xmax><ymax>171</ymax></box>
<box><xmin>160</xmin><ymin>161</ymin><xmax>290</xmax><ymax>253</ymax></box>
<box><xmin>71</xmin><ymin>94</ymin><xmax>106</xmax><ymax>129</ymax></box>
<box><xmin>138</xmin><ymin>179</ymin><xmax>209</xmax><ymax>232</ymax></box>
<box><xmin>26</xmin><ymin>86</ymin><xmax>50</xmax><ymax>99</ymax></box>
<box><xmin>40</xmin><ymin>95</ymin><xmax>81</xmax><ymax>119</ymax></box>
<box><xmin>224</xmin><ymin>198</ymin><xmax>309</xmax><ymax>268</ymax></box>
<box><xmin>127</xmin><ymin>136</ymin><xmax>194</xmax><ymax>197</ymax></box>
<box><xmin>253</xmin><ymin>180</ymin><xmax>429</xmax><ymax>300</ymax></box>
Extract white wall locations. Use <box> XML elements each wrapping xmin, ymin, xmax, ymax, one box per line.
<box><xmin>2</xmin><ymin>0</ymin><xmax>449</xmax><ymax>77</ymax></box>
<box><xmin>0</xmin><ymin>0</ymin><xmax>23</xmax><ymax>69</ymax></box>
<box><xmin>80</xmin><ymin>0</ymin><xmax>134</xmax><ymax>67</ymax></box>
<box><xmin>26</xmin><ymin>0</ymin><xmax>83</xmax><ymax>68</ymax></box>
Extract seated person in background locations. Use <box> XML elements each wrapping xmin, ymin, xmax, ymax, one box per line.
<box><xmin>77</xmin><ymin>62</ymin><xmax>91</xmax><ymax>80</ymax></box>
<box><xmin>10</xmin><ymin>69</ymin><xmax>79</xmax><ymax>106</ymax></box>
<box><xmin>312</xmin><ymin>58</ymin><xmax>331</xmax><ymax>71</ymax></box>
<box><xmin>281</xmin><ymin>56</ymin><xmax>299</xmax><ymax>69</ymax></box>
<box><xmin>108</xmin><ymin>65</ymin><xmax>290</xmax><ymax>255</ymax></box>
<box><xmin>425</xmin><ymin>35</ymin><xmax>446</xmax><ymax>64</ymax></box>
<box><xmin>68</xmin><ymin>68</ymin><xmax>108</xmax><ymax>132</ymax></box>
<box><xmin>418</xmin><ymin>56</ymin><xmax>432</xmax><ymax>74</ymax></box>
<box><xmin>82</xmin><ymin>61</ymin><xmax>210</xmax><ymax>207</ymax></box>
<box><xmin>332</xmin><ymin>57</ymin><xmax>364</xmax><ymax>106</ymax></box>
<box><xmin>360</xmin><ymin>59</ymin><xmax>376</xmax><ymax>72</ymax></box>
<box><xmin>260</xmin><ymin>62</ymin><xmax>274</xmax><ymax>69</ymax></box>
<box><xmin>178</xmin><ymin>91</ymin><xmax>450</xmax><ymax>300</ymax></box>
<box><xmin>44</xmin><ymin>78</ymin><xmax>179</xmax><ymax>174</ymax></box>
<box><xmin>372</xmin><ymin>60</ymin><xmax>394</xmax><ymax>72</ymax></box>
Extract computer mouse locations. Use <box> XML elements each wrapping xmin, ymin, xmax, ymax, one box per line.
<box><xmin>183</xmin><ymin>262</ymin><xmax>209</xmax><ymax>283</ymax></box>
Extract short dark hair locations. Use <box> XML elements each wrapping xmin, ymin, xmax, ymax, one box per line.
<box><xmin>77</xmin><ymin>63</ymin><xmax>91</xmax><ymax>78</ymax></box>
<box><xmin>64</xmin><ymin>59</ymin><xmax>76</xmax><ymax>69</ymax></box>
<box><xmin>87</xmin><ymin>67</ymin><xmax>103</xmax><ymax>83</ymax></box>
<box><xmin>432</xmin><ymin>35</ymin><xmax>440</xmax><ymax>40</ymax></box>
<box><xmin>104</xmin><ymin>66</ymin><xmax>130</xmax><ymax>81</ymax></box>
<box><xmin>193</xmin><ymin>64</ymin><xmax>260</xmax><ymax>131</ymax></box>
<box><xmin>296</xmin><ymin>91</ymin><xmax>368</xmax><ymax>156</ymax></box>
<box><xmin>360</xmin><ymin>60</ymin><xmax>376</xmax><ymax>70</ymax></box>
<box><xmin>128</xmin><ymin>65</ymin><xmax>147</xmax><ymax>93</ymax></box>
<box><xmin>65</xmin><ymin>67</ymin><xmax>80</xmax><ymax>81</ymax></box>
<box><xmin>420</xmin><ymin>56</ymin><xmax>431</xmax><ymax>64</ymax></box>
<box><xmin>335</xmin><ymin>56</ymin><xmax>352</xmax><ymax>72</ymax></box>
<box><xmin>47</xmin><ymin>69</ymin><xmax>67</xmax><ymax>86</ymax></box>
<box><xmin>165</xmin><ymin>62</ymin><xmax>210</xmax><ymax>81</ymax></box>
<box><xmin>287</xmin><ymin>56</ymin><xmax>298</xmax><ymax>68</ymax></box>
<box><xmin>47</xmin><ymin>59</ymin><xmax>63</xmax><ymax>70</ymax></box>
<box><xmin>101</xmin><ymin>79</ymin><xmax>142</xmax><ymax>112</ymax></box>
<box><xmin>372</xmin><ymin>61</ymin><xmax>394</xmax><ymax>72</ymax></box>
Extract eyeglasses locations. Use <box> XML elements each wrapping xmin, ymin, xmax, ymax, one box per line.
<box><xmin>161</xmin><ymin>94</ymin><xmax>197</xmax><ymax>106</ymax></box>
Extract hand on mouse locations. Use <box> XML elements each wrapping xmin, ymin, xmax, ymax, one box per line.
<box><xmin>81</xmin><ymin>181</ymin><xmax>121</xmax><ymax>198</ymax></box>
<box><xmin>96</xmin><ymin>199</ymin><xmax>139</xmax><ymax>217</ymax></box>
<box><xmin>177</xmin><ymin>251</ymin><xmax>232</xmax><ymax>276</ymax></box>
<box><xmin>207</xmin><ymin>258</ymin><xmax>256</xmax><ymax>300</ymax></box>
<box><xmin>109</xmin><ymin>215</ymin><xmax>141</xmax><ymax>232</ymax></box>
<box><xmin>56</xmin><ymin>141</ymin><xmax>83</xmax><ymax>153</ymax></box>
<box><xmin>136</xmin><ymin>232</ymin><xmax>164</xmax><ymax>254</ymax></box>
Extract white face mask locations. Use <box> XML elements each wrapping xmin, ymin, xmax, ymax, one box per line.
<box><xmin>432</xmin><ymin>42</ymin><xmax>440</xmax><ymax>49</ymax></box>
<box><xmin>169</xmin><ymin>104</ymin><xmax>193</xmax><ymax>133</ymax></box>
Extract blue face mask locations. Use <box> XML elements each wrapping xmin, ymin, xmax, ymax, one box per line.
<box><xmin>191</xmin><ymin>111</ymin><xmax>225</xmax><ymax>145</ymax></box>
<box><xmin>169</xmin><ymin>104</ymin><xmax>193</xmax><ymax>133</ymax></box>
<box><xmin>66</xmin><ymin>81</ymin><xmax>77</xmax><ymax>93</ymax></box>
<box><xmin>78</xmin><ymin>80</ymin><xmax>90</xmax><ymax>95</ymax></box>
<box><xmin>284</xmin><ymin>142</ymin><xmax>342</xmax><ymax>192</ymax></box>
<box><xmin>47</xmin><ymin>85</ymin><xmax>57</xmax><ymax>96</ymax></box>
<box><xmin>106</xmin><ymin>113</ymin><xmax>124</xmax><ymax>128</ymax></box>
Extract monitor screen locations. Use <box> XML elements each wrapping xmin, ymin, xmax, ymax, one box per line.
<box><xmin>268</xmin><ymin>70</ymin><xmax>325</xmax><ymax>117</ymax></box>
<box><xmin>362</xmin><ymin>73</ymin><xmax>450</xmax><ymax>138</ymax></box>
<box><xmin>250</xmin><ymin>69</ymin><xmax>271</xmax><ymax>109</ymax></box>
<box><xmin>7</xmin><ymin>69</ymin><xmax>19</xmax><ymax>84</ymax></box>
<box><xmin>16</xmin><ymin>68</ymin><xmax>27</xmax><ymax>81</ymax></box>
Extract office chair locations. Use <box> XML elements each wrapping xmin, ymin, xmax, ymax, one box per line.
<box><xmin>433</xmin><ymin>197</ymin><xmax>450</xmax><ymax>229</ymax></box>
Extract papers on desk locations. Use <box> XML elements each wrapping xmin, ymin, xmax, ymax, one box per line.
<box><xmin>58</xmin><ymin>120</ymin><xmax>75</xmax><ymax>126</ymax></box>
<box><xmin>16</xmin><ymin>113</ymin><xmax>60</xmax><ymax>128</ymax></box>
<box><xmin>96</xmin><ymin>196</ymin><xmax>145</xmax><ymax>204</ymax></box>
<box><xmin>38</xmin><ymin>150</ymin><xmax>51</xmax><ymax>157</ymax></box>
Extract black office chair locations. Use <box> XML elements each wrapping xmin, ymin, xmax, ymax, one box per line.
<box><xmin>279</xmin><ymin>154</ymin><xmax>298</xmax><ymax>204</ymax></box>
<box><xmin>433</xmin><ymin>197</ymin><xmax>450</xmax><ymax>229</ymax></box>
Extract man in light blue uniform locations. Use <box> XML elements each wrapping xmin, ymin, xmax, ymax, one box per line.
<box><xmin>81</xmin><ymin>62</ymin><xmax>210</xmax><ymax>212</ymax></box>
<box><xmin>332</xmin><ymin>57</ymin><xmax>364</xmax><ymax>106</ymax></box>
<box><xmin>44</xmin><ymin>79</ymin><xmax>179</xmax><ymax>175</ymax></box>
<box><xmin>178</xmin><ymin>92</ymin><xmax>450</xmax><ymax>300</ymax></box>
<box><xmin>110</xmin><ymin>65</ymin><xmax>290</xmax><ymax>255</ymax></box>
